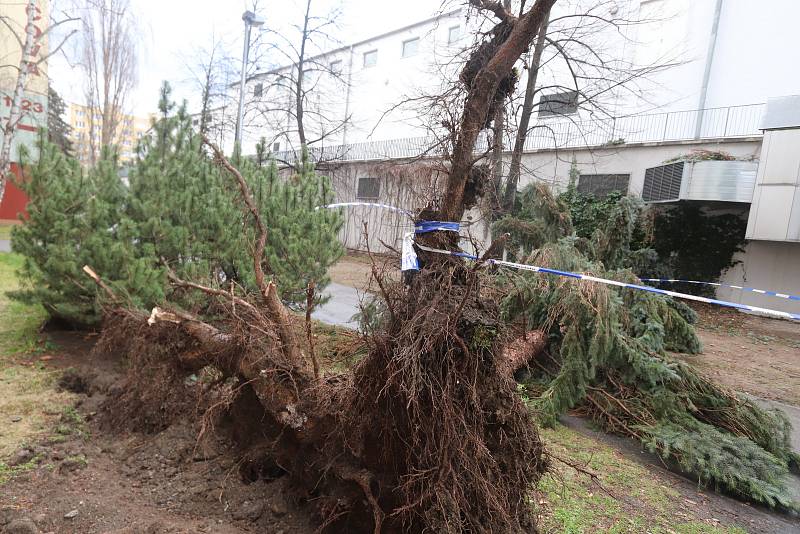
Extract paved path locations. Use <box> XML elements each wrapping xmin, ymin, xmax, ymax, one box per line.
<box><xmin>311</xmin><ymin>282</ymin><xmax>363</xmax><ymax>330</ymax></box>
<box><xmin>0</xmin><ymin>240</ymin><xmax>9</xmax><ymax>253</ymax></box>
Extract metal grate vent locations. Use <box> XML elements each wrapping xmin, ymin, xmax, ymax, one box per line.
<box><xmin>356</xmin><ymin>177</ymin><xmax>380</xmax><ymax>200</ymax></box>
<box><xmin>577</xmin><ymin>174</ymin><xmax>630</xmax><ymax>196</ymax></box>
<box><xmin>642</xmin><ymin>162</ymin><xmax>685</xmax><ymax>202</ymax></box>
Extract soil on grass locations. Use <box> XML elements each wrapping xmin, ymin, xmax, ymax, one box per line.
<box><xmin>1</xmin><ymin>330</ymin><xmax>318</xmax><ymax>534</ymax></box>
<box><xmin>1</xmin><ymin>327</ymin><xmax>798</xmax><ymax>534</ymax></box>
<box><xmin>676</xmin><ymin>304</ymin><xmax>800</xmax><ymax>406</ymax></box>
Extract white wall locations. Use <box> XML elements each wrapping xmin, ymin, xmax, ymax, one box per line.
<box><xmin>235</xmin><ymin>0</ymin><xmax>800</xmax><ymax>157</ymax></box>
<box><xmin>719</xmin><ymin>240</ymin><xmax>800</xmax><ymax>316</ymax></box>
<box><xmin>239</xmin><ymin>10</ymin><xmax>465</xmax><ymax>155</ymax></box>
<box><xmin>705</xmin><ymin>0</ymin><xmax>800</xmax><ymax>108</ymax></box>
<box><xmin>516</xmin><ymin>139</ymin><xmax>761</xmax><ymax>194</ymax></box>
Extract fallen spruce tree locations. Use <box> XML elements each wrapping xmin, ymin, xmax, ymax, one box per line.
<box><xmin>495</xmin><ymin>183</ymin><xmax>799</xmax><ymax>509</ymax></box>
<box><xmin>82</xmin><ymin>2</ymin><xmax>558</xmax><ymax>533</ymax></box>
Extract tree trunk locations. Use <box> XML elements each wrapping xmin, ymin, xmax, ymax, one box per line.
<box><xmin>490</xmin><ymin>105</ymin><xmax>505</xmax><ymax>212</ymax></box>
<box><xmin>295</xmin><ymin>0</ymin><xmax>312</xmax><ymax>149</ymax></box>
<box><xmin>503</xmin><ymin>9</ymin><xmax>550</xmax><ymax>211</ymax></box>
<box><xmin>0</xmin><ymin>0</ymin><xmax>37</xmax><ymax>206</ymax></box>
<box><xmin>440</xmin><ymin>0</ymin><xmax>557</xmax><ymax>222</ymax></box>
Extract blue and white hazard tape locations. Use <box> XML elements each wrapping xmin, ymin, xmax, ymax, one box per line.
<box><xmin>413</xmin><ymin>243</ymin><xmax>800</xmax><ymax>322</ymax></box>
<box><xmin>640</xmin><ymin>279</ymin><xmax>800</xmax><ymax>302</ymax></box>
<box><xmin>315</xmin><ymin>205</ymin><xmax>799</xmax><ymax>321</ymax></box>
<box><xmin>315</xmin><ymin>202</ymin><xmax>414</xmax><ymax>218</ymax></box>
<box><xmin>402</xmin><ymin>221</ymin><xmax>462</xmax><ymax>271</ymax></box>
<box><xmin>414</xmin><ymin>221</ymin><xmax>461</xmax><ymax>234</ymax></box>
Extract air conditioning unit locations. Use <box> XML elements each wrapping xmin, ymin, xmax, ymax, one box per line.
<box><xmin>642</xmin><ymin>160</ymin><xmax>758</xmax><ymax>203</ymax></box>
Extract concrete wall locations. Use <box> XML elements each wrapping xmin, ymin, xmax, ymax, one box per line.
<box><xmin>313</xmin><ymin>160</ymin><xmax>489</xmax><ymax>255</ymax></box>
<box><xmin>515</xmin><ymin>139</ymin><xmax>762</xmax><ymax>194</ymax></box>
<box><xmin>719</xmin><ymin>240</ymin><xmax>800</xmax><ymax>317</ymax></box>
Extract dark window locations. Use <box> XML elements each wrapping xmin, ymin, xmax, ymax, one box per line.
<box><xmin>577</xmin><ymin>174</ymin><xmax>630</xmax><ymax>196</ymax></box>
<box><xmin>272</xmin><ymin>142</ymin><xmax>280</xmax><ymax>152</ymax></box>
<box><xmin>356</xmin><ymin>177</ymin><xmax>380</xmax><ymax>200</ymax></box>
<box><xmin>253</xmin><ymin>83</ymin><xmax>263</xmax><ymax>97</ymax></box>
<box><xmin>642</xmin><ymin>162</ymin><xmax>685</xmax><ymax>202</ymax></box>
<box><xmin>538</xmin><ymin>91</ymin><xmax>579</xmax><ymax>117</ymax></box>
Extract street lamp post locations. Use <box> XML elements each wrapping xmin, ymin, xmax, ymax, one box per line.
<box><xmin>235</xmin><ymin>10</ymin><xmax>265</xmax><ymax>147</ymax></box>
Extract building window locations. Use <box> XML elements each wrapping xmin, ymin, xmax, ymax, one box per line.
<box><xmin>272</xmin><ymin>142</ymin><xmax>280</xmax><ymax>152</ymax></box>
<box><xmin>402</xmin><ymin>37</ymin><xmax>419</xmax><ymax>58</ymax></box>
<box><xmin>577</xmin><ymin>174</ymin><xmax>630</xmax><ymax>196</ymax></box>
<box><xmin>356</xmin><ymin>177</ymin><xmax>380</xmax><ymax>200</ymax></box>
<box><xmin>448</xmin><ymin>25</ymin><xmax>461</xmax><ymax>44</ymax></box>
<box><xmin>254</xmin><ymin>83</ymin><xmax>263</xmax><ymax>98</ymax></box>
<box><xmin>538</xmin><ymin>91</ymin><xmax>579</xmax><ymax>117</ymax></box>
<box><xmin>363</xmin><ymin>49</ymin><xmax>378</xmax><ymax>68</ymax></box>
<box><xmin>330</xmin><ymin>60</ymin><xmax>343</xmax><ymax>74</ymax></box>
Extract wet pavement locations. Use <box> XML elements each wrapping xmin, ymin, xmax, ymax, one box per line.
<box><xmin>310</xmin><ymin>281</ymin><xmax>363</xmax><ymax>330</ymax></box>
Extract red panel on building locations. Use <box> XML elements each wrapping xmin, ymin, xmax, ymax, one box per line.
<box><xmin>0</xmin><ymin>163</ymin><xmax>29</xmax><ymax>222</ymax></box>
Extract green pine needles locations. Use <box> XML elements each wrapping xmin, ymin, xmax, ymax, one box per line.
<box><xmin>11</xmin><ymin>82</ymin><xmax>343</xmax><ymax>326</ymax></box>
<box><xmin>495</xmin><ymin>183</ymin><xmax>799</xmax><ymax>509</ymax></box>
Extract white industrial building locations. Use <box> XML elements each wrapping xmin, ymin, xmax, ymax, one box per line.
<box><xmin>231</xmin><ymin>0</ymin><xmax>800</xmax><ymax>316</ymax></box>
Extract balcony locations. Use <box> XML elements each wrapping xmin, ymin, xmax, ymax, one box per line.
<box><xmin>272</xmin><ymin>103</ymin><xmax>766</xmax><ymax>165</ymax></box>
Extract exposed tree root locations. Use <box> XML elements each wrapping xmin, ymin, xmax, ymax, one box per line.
<box><xmin>93</xmin><ymin>260</ymin><xmax>547</xmax><ymax>533</ymax></box>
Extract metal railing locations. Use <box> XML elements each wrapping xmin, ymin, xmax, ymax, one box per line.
<box><xmin>272</xmin><ymin>103</ymin><xmax>765</xmax><ymax>165</ymax></box>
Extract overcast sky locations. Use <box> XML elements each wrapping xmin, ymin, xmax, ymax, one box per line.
<box><xmin>51</xmin><ymin>0</ymin><xmax>449</xmax><ymax>116</ymax></box>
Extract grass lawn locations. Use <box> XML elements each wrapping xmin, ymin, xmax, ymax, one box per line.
<box><xmin>539</xmin><ymin>424</ymin><xmax>747</xmax><ymax>534</ymax></box>
<box><xmin>0</xmin><ymin>252</ymin><xmax>75</xmax><ymax>480</ymax></box>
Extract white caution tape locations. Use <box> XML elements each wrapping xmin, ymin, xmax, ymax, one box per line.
<box><xmin>413</xmin><ymin>243</ymin><xmax>800</xmax><ymax>322</ymax></box>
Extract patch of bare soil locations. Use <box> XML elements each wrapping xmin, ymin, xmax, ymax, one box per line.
<box><xmin>677</xmin><ymin>304</ymin><xmax>800</xmax><ymax>406</ymax></box>
<box><xmin>1</xmin><ymin>332</ymin><xmax>316</xmax><ymax>534</ymax></box>
<box><xmin>327</xmin><ymin>252</ymin><xmax>398</xmax><ymax>291</ymax></box>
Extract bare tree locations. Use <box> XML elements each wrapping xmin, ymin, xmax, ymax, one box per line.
<box><xmin>246</xmin><ymin>0</ymin><xmax>351</xmax><ymax>162</ymax></box>
<box><xmin>0</xmin><ymin>0</ymin><xmax>78</xmax><ymax>204</ymax></box>
<box><xmin>502</xmin><ymin>6</ymin><xmax>549</xmax><ymax>209</ymax></box>
<box><xmin>496</xmin><ymin>0</ymin><xmax>679</xmax><ymax>208</ymax></box>
<box><xmin>80</xmin><ymin>0</ymin><xmax>137</xmax><ymax>164</ymax></box>
<box><xmin>182</xmin><ymin>37</ymin><xmax>236</xmax><ymax>149</ymax></box>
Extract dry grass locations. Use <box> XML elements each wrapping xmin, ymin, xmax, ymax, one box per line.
<box><xmin>0</xmin><ymin>252</ymin><xmax>76</xmax><ymax>459</ymax></box>
<box><xmin>0</xmin><ymin>222</ymin><xmax>16</xmax><ymax>241</ymax></box>
<box><xmin>327</xmin><ymin>251</ymin><xmax>398</xmax><ymax>291</ymax></box>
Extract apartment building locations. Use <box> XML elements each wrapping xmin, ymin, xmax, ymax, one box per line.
<box><xmin>67</xmin><ymin>103</ymin><xmax>153</xmax><ymax>166</ymax></box>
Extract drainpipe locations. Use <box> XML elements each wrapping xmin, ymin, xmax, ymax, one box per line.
<box><xmin>694</xmin><ymin>0</ymin><xmax>724</xmax><ymax>139</ymax></box>
<box><xmin>341</xmin><ymin>44</ymin><xmax>355</xmax><ymax>147</ymax></box>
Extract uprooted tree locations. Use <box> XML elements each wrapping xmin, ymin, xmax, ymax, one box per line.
<box><xmin>495</xmin><ymin>183</ymin><xmax>799</xmax><ymax>509</ymax></box>
<box><xmin>80</xmin><ymin>1</ymin><xmax>557</xmax><ymax>533</ymax></box>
